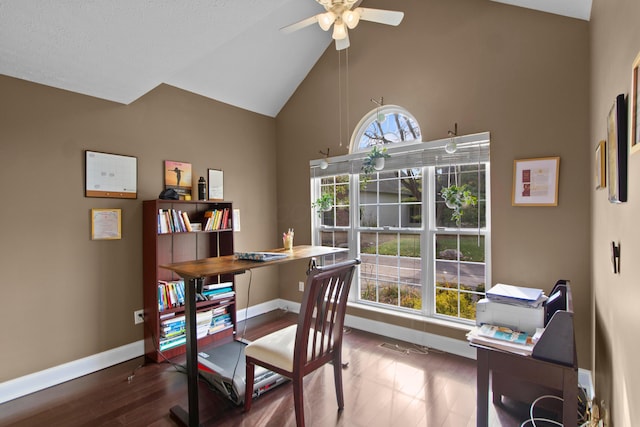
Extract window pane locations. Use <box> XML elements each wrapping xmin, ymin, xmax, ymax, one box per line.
<box><xmin>378</xmin><ymin>204</ymin><xmax>399</xmax><ymax>228</ymax></box>
<box><xmin>434</xmin><ymin>233</ymin><xmax>486</xmax><ymax>321</ymax></box>
<box><xmin>436</xmin><ymin>288</ymin><xmax>483</xmax><ymax>319</ymax></box>
<box><xmin>360</xmin><ymin>232</ymin><xmax>379</xmax><ymax>302</ymax></box>
<box><xmin>435</xmin><ymin>164</ymin><xmax>486</xmax><ymax>229</ymax></box>
<box><xmin>360</xmin><ymin>169</ymin><xmax>423</xmax><ymax>229</ymax></box>
<box><xmin>318</xmin><ymin>175</ymin><xmax>350</xmax><ymax>227</ymax></box>
<box><xmin>360</xmin><ymin>205</ymin><xmax>377</xmax><ymax>227</ymax></box>
<box><xmin>435</xmin><ymin>289</ymin><xmax>460</xmax><ymax>317</ymax></box>
<box><xmin>358</xmin><ymin>232</ymin><xmax>422</xmax><ymax>310</ymax></box>
<box><xmin>319</xmin><ymin>230</ymin><xmax>349</xmax><ymax>264</ymax></box>
<box><xmin>402</xmin><ymin>204</ymin><xmax>421</xmax><ymax>228</ymax></box>
<box><xmin>436</xmin><ymin>234</ymin><xmax>485</xmax><ymax>262</ymax></box>
<box><xmin>400</xmin><ymin>169</ymin><xmax>422</xmax><ymax>202</ymax></box>
<box><xmin>355</xmin><ymin>108</ymin><xmax>422</xmax><ymax>151</ymax></box>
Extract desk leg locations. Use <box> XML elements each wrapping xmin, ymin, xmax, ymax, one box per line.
<box><xmin>563</xmin><ymin>369</ymin><xmax>578</xmax><ymax>427</ymax></box>
<box><xmin>170</xmin><ymin>277</ymin><xmax>201</xmax><ymax>427</ymax></box>
<box><xmin>476</xmin><ymin>348</ymin><xmax>489</xmax><ymax>427</ymax></box>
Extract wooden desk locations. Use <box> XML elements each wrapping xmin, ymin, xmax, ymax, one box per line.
<box><xmin>474</xmin><ymin>280</ymin><xmax>577</xmax><ymax>427</ymax></box>
<box><xmin>160</xmin><ymin>245</ymin><xmax>346</xmax><ymax>427</ymax></box>
<box><xmin>475</xmin><ymin>345</ymin><xmax>577</xmax><ymax>427</ymax></box>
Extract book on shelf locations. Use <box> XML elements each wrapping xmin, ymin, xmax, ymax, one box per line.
<box><xmin>202</xmin><ymin>287</ymin><xmax>233</xmax><ymax>296</ymax></box>
<box><xmin>197</xmin><ymin>310</ymin><xmax>213</xmax><ymax>339</ymax></box>
<box><xmin>159</xmin><ymin>312</ymin><xmax>176</xmax><ymax>320</ymax></box>
<box><xmin>209</xmin><ymin>312</ymin><xmax>233</xmax><ymax>333</ymax></box>
<box><xmin>467</xmin><ymin>324</ymin><xmax>544</xmax><ymax>356</ymax></box>
<box><xmin>207</xmin><ymin>290</ymin><xmax>235</xmax><ymax>301</ymax></box>
<box><xmin>203</xmin><ymin>208</ymin><xmax>231</xmax><ymax>231</ymax></box>
<box><xmin>181</xmin><ymin>211</ymin><xmax>192</xmax><ymax>232</ymax></box>
<box><xmin>157</xmin><ymin>209</ymin><xmax>193</xmax><ymax>234</ymax></box>
<box><xmin>203</xmin><ymin>282</ymin><xmax>233</xmax><ymax>291</ymax></box>
<box><xmin>159</xmin><ymin>335</ymin><xmax>186</xmax><ymax>351</ymax></box>
<box><xmin>158</xmin><ymin>280</ymin><xmax>185</xmax><ymax>311</ymax></box>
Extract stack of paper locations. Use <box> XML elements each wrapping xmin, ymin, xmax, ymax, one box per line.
<box><xmin>467</xmin><ymin>324</ymin><xmax>544</xmax><ymax>356</ymax></box>
<box><xmin>196</xmin><ymin>310</ymin><xmax>213</xmax><ymax>339</ymax></box>
<box><xmin>486</xmin><ymin>283</ymin><xmax>547</xmax><ymax>308</ymax></box>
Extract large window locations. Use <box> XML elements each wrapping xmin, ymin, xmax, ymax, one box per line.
<box><xmin>311</xmin><ymin>128</ymin><xmax>490</xmax><ymax>324</ymax></box>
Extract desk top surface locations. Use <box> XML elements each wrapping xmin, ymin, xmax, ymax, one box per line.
<box><xmin>160</xmin><ymin>245</ymin><xmax>346</xmax><ymax>278</ymax></box>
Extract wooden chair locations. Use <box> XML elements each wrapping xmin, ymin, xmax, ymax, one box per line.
<box><xmin>244</xmin><ymin>259</ymin><xmax>360</xmax><ymax>427</ymax></box>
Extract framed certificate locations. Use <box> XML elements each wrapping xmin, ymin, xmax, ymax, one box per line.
<box><xmin>91</xmin><ymin>208</ymin><xmax>122</xmax><ymax>240</ymax></box>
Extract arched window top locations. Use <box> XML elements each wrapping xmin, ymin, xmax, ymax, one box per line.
<box><xmin>349</xmin><ymin>105</ymin><xmax>422</xmax><ymax>153</ymax></box>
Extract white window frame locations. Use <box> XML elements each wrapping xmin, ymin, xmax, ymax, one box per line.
<box><xmin>310</xmin><ymin>133</ymin><xmax>491</xmax><ymax>325</ymax></box>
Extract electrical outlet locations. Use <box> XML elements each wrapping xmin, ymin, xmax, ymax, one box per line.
<box><xmin>298</xmin><ymin>281</ymin><xmax>304</xmax><ymax>292</ymax></box>
<box><xmin>134</xmin><ymin>309</ymin><xmax>144</xmax><ymax>325</ymax></box>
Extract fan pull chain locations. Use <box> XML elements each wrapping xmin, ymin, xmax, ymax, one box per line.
<box><xmin>345</xmin><ymin>48</ymin><xmax>349</xmax><ymax>148</ymax></box>
<box><xmin>338</xmin><ymin>50</ymin><xmax>343</xmax><ymax>147</ymax></box>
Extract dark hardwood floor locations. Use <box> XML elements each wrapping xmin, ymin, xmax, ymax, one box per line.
<box><xmin>0</xmin><ymin>310</ymin><xmax>548</xmax><ymax>427</ymax></box>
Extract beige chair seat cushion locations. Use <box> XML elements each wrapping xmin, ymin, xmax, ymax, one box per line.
<box><xmin>245</xmin><ymin>324</ymin><xmax>333</xmax><ymax>373</ymax></box>
<box><xmin>245</xmin><ymin>324</ymin><xmax>297</xmax><ymax>372</ymax></box>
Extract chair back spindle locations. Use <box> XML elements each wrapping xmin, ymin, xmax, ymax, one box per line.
<box><xmin>294</xmin><ymin>260</ymin><xmax>358</xmax><ymax>374</ymax></box>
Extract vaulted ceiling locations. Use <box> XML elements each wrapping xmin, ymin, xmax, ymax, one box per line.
<box><xmin>0</xmin><ymin>0</ymin><xmax>591</xmax><ymax>118</ymax></box>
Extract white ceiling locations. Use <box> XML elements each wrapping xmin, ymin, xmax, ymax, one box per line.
<box><xmin>492</xmin><ymin>0</ymin><xmax>592</xmax><ymax>21</ymax></box>
<box><xmin>0</xmin><ymin>0</ymin><xmax>592</xmax><ymax>118</ymax></box>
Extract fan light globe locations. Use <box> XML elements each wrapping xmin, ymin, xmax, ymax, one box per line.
<box><xmin>319</xmin><ymin>159</ymin><xmax>329</xmax><ymax>169</ymax></box>
<box><xmin>342</xmin><ymin>10</ymin><xmax>360</xmax><ymax>29</ymax></box>
<box><xmin>332</xmin><ymin>22</ymin><xmax>347</xmax><ymax>40</ymax></box>
<box><xmin>445</xmin><ymin>140</ymin><xmax>457</xmax><ymax>154</ymax></box>
<box><xmin>318</xmin><ymin>11</ymin><xmax>336</xmax><ymax>31</ymax></box>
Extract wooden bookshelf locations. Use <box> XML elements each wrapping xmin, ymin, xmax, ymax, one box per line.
<box><xmin>142</xmin><ymin>199</ymin><xmax>235</xmax><ymax>363</ymax></box>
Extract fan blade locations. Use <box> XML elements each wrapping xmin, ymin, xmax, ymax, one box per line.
<box><xmin>357</xmin><ymin>7</ymin><xmax>404</xmax><ymax>26</ymax></box>
<box><xmin>280</xmin><ymin>15</ymin><xmax>319</xmax><ymax>34</ymax></box>
<box><xmin>335</xmin><ymin>32</ymin><xmax>350</xmax><ymax>50</ymax></box>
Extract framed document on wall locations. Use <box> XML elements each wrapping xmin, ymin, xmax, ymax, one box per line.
<box><xmin>208</xmin><ymin>169</ymin><xmax>224</xmax><ymax>200</ymax></box>
<box><xmin>91</xmin><ymin>208</ymin><xmax>122</xmax><ymax>240</ymax></box>
<box><xmin>512</xmin><ymin>157</ymin><xmax>560</xmax><ymax>206</ymax></box>
<box><xmin>607</xmin><ymin>94</ymin><xmax>627</xmax><ymax>203</ymax></box>
<box><xmin>631</xmin><ymin>51</ymin><xmax>640</xmax><ymax>155</ymax></box>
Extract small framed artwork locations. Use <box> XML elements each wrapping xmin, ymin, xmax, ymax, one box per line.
<box><xmin>91</xmin><ymin>208</ymin><xmax>122</xmax><ymax>240</ymax></box>
<box><xmin>631</xmin><ymin>51</ymin><xmax>640</xmax><ymax>155</ymax></box>
<box><xmin>595</xmin><ymin>140</ymin><xmax>606</xmax><ymax>189</ymax></box>
<box><xmin>85</xmin><ymin>151</ymin><xmax>137</xmax><ymax>199</ymax></box>
<box><xmin>208</xmin><ymin>169</ymin><xmax>224</xmax><ymax>200</ymax></box>
<box><xmin>607</xmin><ymin>94</ymin><xmax>628</xmax><ymax>203</ymax></box>
<box><xmin>512</xmin><ymin>157</ymin><xmax>560</xmax><ymax>206</ymax></box>
<box><xmin>164</xmin><ymin>160</ymin><xmax>193</xmax><ymax>200</ymax></box>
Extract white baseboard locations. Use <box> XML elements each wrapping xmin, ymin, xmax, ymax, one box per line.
<box><xmin>236</xmin><ymin>299</ymin><xmax>286</xmax><ymax>323</ymax></box>
<box><xmin>277</xmin><ymin>299</ymin><xmax>476</xmax><ymax>359</ymax></box>
<box><xmin>0</xmin><ymin>299</ymin><xmax>287</xmax><ymax>404</ymax></box>
<box><xmin>16</xmin><ymin>298</ymin><xmax>594</xmax><ymax>405</ymax></box>
<box><xmin>0</xmin><ymin>340</ymin><xmax>144</xmax><ymax>404</ymax></box>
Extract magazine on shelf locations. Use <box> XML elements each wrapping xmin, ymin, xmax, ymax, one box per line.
<box><xmin>467</xmin><ymin>324</ymin><xmax>544</xmax><ymax>356</ymax></box>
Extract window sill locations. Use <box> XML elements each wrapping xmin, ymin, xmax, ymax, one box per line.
<box><xmin>346</xmin><ymin>300</ymin><xmax>475</xmax><ymax>333</ymax></box>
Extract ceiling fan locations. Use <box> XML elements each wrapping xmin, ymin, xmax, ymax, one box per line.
<box><xmin>281</xmin><ymin>0</ymin><xmax>404</xmax><ymax>50</ymax></box>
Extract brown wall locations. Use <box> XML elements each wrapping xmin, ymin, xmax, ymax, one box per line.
<box><xmin>0</xmin><ymin>0</ymin><xmax>600</xmax><ymax>394</ymax></box>
<box><xmin>591</xmin><ymin>0</ymin><xmax>640</xmax><ymax>424</ymax></box>
<box><xmin>276</xmin><ymin>0</ymin><xmax>592</xmax><ymax>365</ymax></box>
<box><xmin>0</xmin><ymin>78</ymin><xmax>280</xmax><ymax>382</ymax></box>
